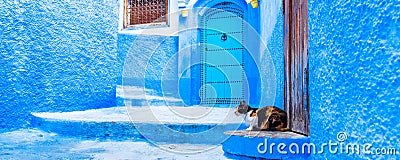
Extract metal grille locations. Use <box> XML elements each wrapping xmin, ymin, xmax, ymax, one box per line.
<box><xmin>126</xmin><ymin>0</ymin><xmax>168</xmax><ymax>26</ymax></box>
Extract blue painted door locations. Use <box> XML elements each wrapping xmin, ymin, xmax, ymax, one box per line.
<box><xmin>200</xmin><ymin>2</ymin><xmax>245</xmax><ymax>105</ymax></box>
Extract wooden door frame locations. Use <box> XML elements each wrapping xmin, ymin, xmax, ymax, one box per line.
<box><xmin>283</xmin><ymin>0</ymin><xmax>310</xmax><ymax>135</ymax></box>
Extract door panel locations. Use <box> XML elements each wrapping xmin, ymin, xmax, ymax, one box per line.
<box><xmin>206</xmin><ymin>17</ymin><xmax>243</xmax><ymax>33</ymax></box>
<box><xmin>205</xmin><ymin>50</ymin><xmax>243</xmax><ymax>66</ymax></box>
<box><xmin>200</xmin><ymin>2</ymin><xmax>244</xmax><ymax>105</ymax></box>
<box><xmin>206</xmin><ymin>35</ymin><xmax>243</xmax><ymax>51</ymax></box>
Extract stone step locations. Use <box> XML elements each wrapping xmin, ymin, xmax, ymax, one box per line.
<box><xmin>116</xmin><ymin>85</ymin><xmax>185</xmax><ymax>106</ymax></box>
<box><xmin>30</xmin><ymin>106</ymin><xmax>246</xmax><ymax>145</ymax></box>
<box><xmin>222</xmin><ymin>130</ymin><xmax>310</xmax><ymax>159</ymax></box>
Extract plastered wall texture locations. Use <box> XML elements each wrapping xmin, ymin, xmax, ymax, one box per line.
<box><xmin>261</xmin><ymin>0</ymin><xmax>285</xmax><ymax>108</ymax></box>
<box><xmin>118</xmin><ymin>34</ymin><xmax>179</xmax><ymax>95</ymax></box>
<box><xmin>0</xmin><ymin>0</ymin><xmax>119</xmax><ymax>133</ymax></box>
<box><xmin>309</xmin><ymin>0</ymin><xmax>399</xmax><ymax>159</ymax></box>
<box><xmin>1</xmin><ymin>0</ymin><xmax>399</xmax><ymax>159</ymax></box>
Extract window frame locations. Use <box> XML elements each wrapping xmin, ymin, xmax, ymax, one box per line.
<box><xmin>123</xmin><ymin>0</ymin><xmax>170</xmax><ymax>29</ymax></box>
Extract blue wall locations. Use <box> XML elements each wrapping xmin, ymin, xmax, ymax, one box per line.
<box><xmin>117</xmin><ymin>33</ymin><xmax>179</xmax><ymax>104</ymax></box>
<box><xmin>309</xmin><ymin>0</ymin><xmax>399</xmax><ymax>159</ymax></box>
<box><xmin>260</xmin><ymin>0</ymin><xmax>284</xmax><ymax>108</ymax></box>
<box><xmin>0</xmin><ymin>0</ymin><xmax>119</xmax><ymax>133</ymax></box>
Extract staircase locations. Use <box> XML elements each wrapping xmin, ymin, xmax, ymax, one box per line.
<box><xmin>30</xmin><ymin>86</ymin><xmax>245</xmax><ymax>144</ymax></box>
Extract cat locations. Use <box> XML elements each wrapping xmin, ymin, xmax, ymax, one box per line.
<box><xmin>234</xmin><ymin>101</ymin><xmax>290</xmax><ymax>131</ymax></box>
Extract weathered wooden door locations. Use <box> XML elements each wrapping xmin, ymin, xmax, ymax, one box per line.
<box><xmin>200</xmin><ymin>2</ymin><xmax>245</xmax><ymax>105</ymax></box>
<box><xmin>284</xmin><ymin>0</ymin><xmax>310</xmax><ymax>135</ymax></box>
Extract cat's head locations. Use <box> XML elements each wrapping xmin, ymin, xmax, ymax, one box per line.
<box><xmin>234</xmin><ymin>101</ymin><xmax>250</xmax><ymax>115</ymax></box>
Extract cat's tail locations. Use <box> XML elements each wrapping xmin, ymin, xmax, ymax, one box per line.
<box><xmin>277</xmin><ymin>127</ymin><xmax>291</xmax><ymax>132</ymax></box>
<box><xmin>264</xmin><ymin>127</ymin><xmax>308</xmax><ymax>136</ymax></box>
<box><xmin>260</xmin><ymin>127</ymin><xmax>289</xmax><ymax>131</ymax></box>
<box><xmin>281</xmin><ymin>128</ymin><xmax>308</xmax><ymax>136</ymax></box>
<box><xmin>266</xmin><ymin>127</ymin><xmax>292</xmax><ymax>132</ymax></box>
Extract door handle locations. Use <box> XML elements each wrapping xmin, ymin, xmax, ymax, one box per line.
<box><xmin>221</xmin><ymin>33</ymin><xmax>227</xmax><ymax>41</ymax></box>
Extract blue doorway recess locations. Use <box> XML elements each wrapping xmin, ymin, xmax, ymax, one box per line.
<box><xmin>186</xmin><ymin>0</ymin><xmax>261</xmax><ymax>107</ymax></box>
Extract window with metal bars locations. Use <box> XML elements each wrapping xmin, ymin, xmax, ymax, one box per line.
<box><xmin>124</xmin><ymin>0</ymin><xmax>169</xmax><ymax>28</ymax></box>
